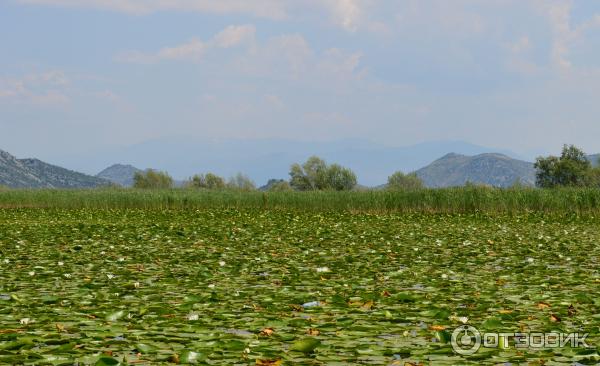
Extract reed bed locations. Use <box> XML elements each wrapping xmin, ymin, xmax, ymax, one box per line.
<box><xmin>0</xmin><ymin>187</ymin><xmax>599</xmax><ymax>214</ymax></box>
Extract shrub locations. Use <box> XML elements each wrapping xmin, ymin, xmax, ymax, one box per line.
<box><xmin>133</xmin><ymin>170</ymin><xmax>174</xmax><ymax>189</ymax></box>
<box><xmin>186</xmin><ymin>173</ymin><xmax>226</xmax><ymax>190</ymax></box>
<box><xmin>289</xmin><ymin>156</ymin><xmax>357</xmax><ymax>191</ymax></box>
<box><xmin>227</xmin><ymin>173</ymin><xmax>256</xmax><ymax>191</ymax></box>
<box><xmin>386</xmin><ymin>171</ymin><xmax>424</xmax><ymax>191</ymax></box>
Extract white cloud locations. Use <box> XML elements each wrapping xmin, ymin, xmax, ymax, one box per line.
<box><xmin>16</xmin><ymin>0</ymin><xmax>288</xmax><ymax>19</ymax></box>
<box><xmin>16</xmin><ymin>0</ymin><xmax>379</xmax><ymax>32</ymax></box>
<box><xmin>532</xmin><ymin>1</ymin><xmax>600</xmax><ymax>72</ymax></box>
<box><xmin>395</xmin><ymin>0</ymin><xmax>487</xmax><ymax>37</ymax></box>
<box><xmin>158</xmin><ymin>39</ymin><xmax>206</xmax><ymax>61</ymax></box>
<box><xmin>213</xmin><ymin>25</ymin><xmax>256</xmax><ymax>48</ymax></box>
<box><xmin>536</xmin><ymin>1</ymin><xmax>575</xmax><ymax>70</ymax></box>
<box><xmin>230</xmin><ymin>32</ymin><xmax>366</xmax><ymax>85</ymax></box>
<box><xmin>0</xmin><ymin>71</ymin><xmax>70</xmax><ymax>106</ymax></box>
<box><xmin>116</xmin><ymin>24</ymin><xmax>255</xmax><ymax>63</ymax></box>
<box><xmin>326</xmin><ymin>0</ymin><xmax>363</xmax><ymax>32</ymax></box>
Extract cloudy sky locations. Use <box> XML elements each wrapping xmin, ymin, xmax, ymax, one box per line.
<box><xmin>2</xmin><ymin>0</ymin><xmax>600</xmax><ymax>162</ymax></box>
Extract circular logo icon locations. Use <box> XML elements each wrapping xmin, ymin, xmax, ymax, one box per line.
<box><xmin>451</xmin><ymin>325</ymin><xmax>481</xmax><ymax>355</ymax></box>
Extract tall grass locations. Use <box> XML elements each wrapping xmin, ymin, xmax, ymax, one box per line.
<box><xmin>0</xmin><ymin>187</ymin><xmax>599</xmax><ymax>214</ymax></box>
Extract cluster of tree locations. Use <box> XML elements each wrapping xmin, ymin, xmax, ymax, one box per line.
<box><xmin>133</xmin><ymin>170</ymin><xmax>258</xmax><ymax>191</ymax></box>
<box><xmin>386</xmin><ymin>171</ymin><xmax>424</xmax><ymax>191</ymax></box>
<box><xmin>185</xmin><ymin>173</ymin><xmax>226</xmax><ymax>190</ymax></box>
<box><xmin>262</xmin><ymin>179</ymin><xmax>293</xmax><ymax>192</ymax></box>
<box><xmin>226</xmin><ymin>173</ymin><xmax>256</xmax><ymax>191</ymax></box>
<box><xmin>133</xmin><ymin>169</ymin><xmax>174</xmax><ymax>189</ymax></box>
<box><xmin>132</xmin><ymin>156</ymin><xmax>428</xmax><ymax>192</ymax></box>
<box><xmin>535</xmin><ymin>145</ymin><xmax>600</xmax><ymax>188</ymax></box>
<box><xmin>289</xmin><ymin>156</ymin><xmax>358</xmax><ymax>191</ymax></box>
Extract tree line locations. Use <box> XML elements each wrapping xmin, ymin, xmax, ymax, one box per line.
<box><xmin>133</xmin><ymin>155</ymin><xmax>424</xmax><ymax>191</ymax></box>
<box><xmin>132</xmin><ymin>145</ymin><xmax>600</xmax><ymax>190</ymax></box>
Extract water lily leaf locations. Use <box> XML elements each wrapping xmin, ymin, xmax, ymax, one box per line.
<box><xmin>290</xmin><ymin>338</ymin><xmax>321</xmax><ymax>353</ymax></box>
<box><xmin>95</xmin><ymin>357</ymin><xmax>120</xmax><ymax>366</ymax></box>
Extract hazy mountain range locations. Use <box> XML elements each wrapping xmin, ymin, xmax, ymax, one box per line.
<box><xmin>45</xmin><ymin>138</ymin><xmax>526</xmax><ymax>187</ymax></box>
<box><xmin>415</xmin><ymin>153</ymin><xmax>535</xmax><ymax>187</ymax></box>
<box><xmin>1</xmin><ymin>140</ymin><xmax>598</xmax><ymax>189</ymax></box>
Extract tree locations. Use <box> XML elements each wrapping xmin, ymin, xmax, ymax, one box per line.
<box><xmin>327</xmin><ymin>164</ymin><xmax>357</xmax><ymax>191</ymax></box>
<box><xmin>133</xmin><ymin>169</ymin><xmax>173</xmax><ymax>189</ymax></box>
<box><xmin>289</xmin><ymin>156</ymin><xmax>357</xmax><ymax>191</ymax></box>
<box><xmin>534</xmin><ymin>145</ymin><xmax>592</xmax><ymax>188</ymax></box>
<box><xmin>227</xmin><ymin>173</ymin><xmax>256</xmax><ymax>191</ymax></box>
<box><xmin>386</xmin><ymin>171</ymin><xmax>424</xmax><ymax>191</ymax></box>
<box><xmin>186</xmin><ymin>173</ymin><xmax>225</xmax><ymax>190</ymax></box>
<box><xmin>289</xmin><ymin>156</ymin><xmax>328</xmax><ymax>190</ymax></box>
<box><xmin>262</xmin><ymin>179</ymin><xmax>293</xmax><ymax>192</ymax></box>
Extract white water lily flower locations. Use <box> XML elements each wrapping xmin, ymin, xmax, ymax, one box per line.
<box><xmin>106</xmin><ymin>273</ymin><xmax>116</xmax><ymax>280</ymax></box>
<box><xmin>441</xmin><ymin>274</ymin><xmax>448</xmax><ymax>279</ymax></box>
<box><xmin>28</xmin><ymin>271</ymin><xmax>35</xmax><ymax>276</ymax></box>
<box><xmin>208</xmin><ymin>284</ymin><xmax>215</xmax><ymax>289</ymax></box>
<box><xmin>57</xmin><ymin>261</ymin><xmax>64</xmax><ymax>266</ymax></box>
<box><xmin>20</xmin><ymin>318</ymin><xmax>31</xmax><ymax>325</ymax></box>
<box><xmin>526</xmin><ymin>257</ymin><xmax>534</xmax><ymax>263</ymax></box>
<box><xmin>63</xmin><ymin>273</ymin><xmax>71</xmax><ymax>278</ymax></box>
<box><xmin>3</xmin><ymin>259</ymin><xmax>9</xmax><ymax>264</ymax></box>
<box><xmin>134</xmin><ymin>281</ymin><xmax>141</xmax><ymax>288</ymax></box>
<box><xmin>218</xmin><ymin>261</ymin><xmax>226</xmax><ymax>267</ymax></box>
<box><xmin>450</xmin><ymin>315</ymin><xmax>469</xmax><ymax>324</ymax></box>
<box><xmin>316</xmin><ymin>267</ymin><xmax>330</xmax><ymax>273</ymax></box>
<box><xmin>187</xmin><ymin>313</ymin><xmax>199</xmax><ymax>321</ymax></box>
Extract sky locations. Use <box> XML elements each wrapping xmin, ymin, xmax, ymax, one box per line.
<box><xmin>2</xmin><ymin>0</ymin><xmax>600</xmax><ymax>165</ymax></box>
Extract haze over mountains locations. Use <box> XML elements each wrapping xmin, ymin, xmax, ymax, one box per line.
<box><xmin>46</xmin><ymin>138</ymin><xmax>525</xmax><ymax>187</ymax></box>
<box><xmin>1</xmin><ymin>140</ymin><xmax>598</xmax><ymax>189</ymax></box>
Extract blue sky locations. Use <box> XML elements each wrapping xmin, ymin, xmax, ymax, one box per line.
<box><xmin>2</xmin><ymin>0</ymin><xmax>600</xmax><ymax>163</ymax></box>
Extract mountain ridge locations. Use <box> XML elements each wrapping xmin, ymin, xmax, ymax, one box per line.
<box><xmin>415</xmin><ymin>152</ymin><xmax>536</xmax><ymax>188</ymax></box>
<box><xmin>97</xmin><ymin>164</ymin><xmax>142</xmax><ymax>187</ymax></box>
<box><xmin>0</xmin><ymin>149</ymin><xmax>111</xmax><ymax>188</ymax></box>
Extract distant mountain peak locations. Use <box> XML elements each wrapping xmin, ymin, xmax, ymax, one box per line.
<box><xmin>417</xmin><ymin>152</ymin><xmax>535</xmax><ymax>188</ymax></box>
<box><xmin>0</xmin><ymin>148</ymin><xmax>110</xmax><ymax>188</ymax></box>
<box><xmin>97</xmin><ymin>164</ymin><xmax>142</xmax><ymax>187</ymax></box>
<box><xmin>439</xmin><ymin>152</ymin><xmax>465</xmax><ymax>159</ymax></box>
